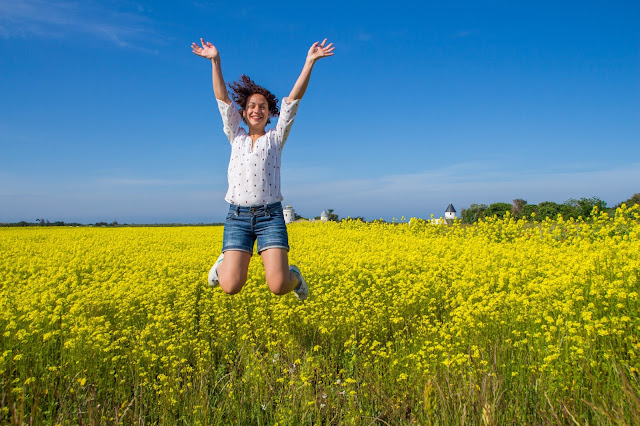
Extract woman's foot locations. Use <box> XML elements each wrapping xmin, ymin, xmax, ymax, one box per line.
<box><xmin>208</xmin><ymin>253</ymin><xmax>224</xmax><ymax>287</ymax></box>
<box><xmin>289</xmin><ymin>265</ymin><xmax>308</xmax><ymax>300</ymax></box>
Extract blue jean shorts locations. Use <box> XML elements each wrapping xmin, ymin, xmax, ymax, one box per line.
<box><xmin>222</xmin><ymin>202</ymin><xmax>290</xmax><ymax>255</ymax></box>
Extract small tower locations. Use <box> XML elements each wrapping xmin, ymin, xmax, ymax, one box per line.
<box><xmin>445</xmin><ymin>203</ymin><xmax>457</xmax><ymax>223</ymax></box>
<box><xmin>320</xmin><ymin>209</ymin><xmax>329</xmax><ymax>222</ymax></box>
<box><xmin>283</xmin><ymin>205</ymin><xmax>295</xmax><ymax>224</ymax></box>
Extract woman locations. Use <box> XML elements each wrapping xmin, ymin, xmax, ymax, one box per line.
<box><xmin>191</xmin><ymin>37</ymin><xmax>334</xmax><ymax>300</ymax></box>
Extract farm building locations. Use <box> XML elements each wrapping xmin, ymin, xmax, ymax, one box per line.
<box><xmin>431</xmin><ymin>203</ymin><xmax>457</xmax><ymax>224</ymax></box>
<box><xmin>283</xmin><ymin>205</ymin><xmax>295</xmax><ymax>224</ymax></box>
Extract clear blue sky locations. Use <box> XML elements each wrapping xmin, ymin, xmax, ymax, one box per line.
<box><xmin>1</xmin><ymin>0</ymin><xmax>638</xmax><ymax>223</ymax></box>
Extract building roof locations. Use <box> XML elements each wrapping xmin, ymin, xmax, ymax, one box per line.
<box><xmin>445</xmin><ymin>203</ymin><xmax>456</xmax><ymax>213</ymax></box>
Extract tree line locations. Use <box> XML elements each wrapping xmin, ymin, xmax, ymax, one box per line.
<box><xmin>460</xmin><ymin>193</ymin><xmax>640</xmax><ymax>224</ymax></box>
<box><xmin>3</xmin><ymin>194</ymin><xmax>638</xmax><ymax>227</ymax></box>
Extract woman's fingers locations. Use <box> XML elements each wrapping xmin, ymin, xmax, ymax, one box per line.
<box><xmin>313</xmin><ymin>39</ymin><xmax>334</xmax><ymax>54</ymax></box>
<box><xmin>307</xmin><ymin>38</ymin><xmax>335</xmax><ymax>60</ymax></box>
<box><xmin>191</xmin><ymin>38</ymin><xmax>218</xmax><ymax>58</ymax></box>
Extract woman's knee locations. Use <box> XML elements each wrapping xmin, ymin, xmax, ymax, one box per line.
<box><xmin>219</xmin><ymin>267</ymin><xmax>247</xmax><ymax>295</ymax></box>
<box><xmin>268</xmin><ymin>282</ymin><xmax>288</xmax><ymax>295</ymax></box>
<box><xmin>219</xmin><ymin>276</ymin><xmax>246</xmax><ymax>294</ymax></box>
<box><xmin>266</xmin><ymin>274</ymin><xmax>291</xmax><ymax>295</ymax></box>
<box><xmin>218</xmin><ymin>251</ymin><xmax>250</xmax><ymax>295</ymax></box>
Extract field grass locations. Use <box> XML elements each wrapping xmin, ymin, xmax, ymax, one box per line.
<box><xmin>1</xmin><ymin>205</ymin><xmax>639</xmax><ymax>424</ymax></box>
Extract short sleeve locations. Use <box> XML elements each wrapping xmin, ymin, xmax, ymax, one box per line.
<box><xmin>217</xmin><ymin>99</ymin><xmax>243</xmax><ymax>144</ymax></box>
<box><xmin>275</xmin><ymin>97</ymin><xmax>300</xmax><ymax>148</ymax></box>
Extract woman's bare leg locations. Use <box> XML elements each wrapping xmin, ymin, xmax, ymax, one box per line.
<box><xmin>260</xmin><ymin>248</ymin><xmax>300</xmax><ymax>295</ymax></box>
<box><xmin>217</xmin><ymin>250</ymin><xmax>251</xmax><ymax>295</ymax></box>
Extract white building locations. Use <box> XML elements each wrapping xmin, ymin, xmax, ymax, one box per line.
<box><xmin>283</xmin><ymin>205</ymin><xmax>295</xmax><ymax>224</ymax></box>
<box><xmin>431</xmin><ymin>203</ymin><xmax>457</xmax><ymax>225</ymax></box>
<box><xmin>320</xmin><ymin>210</ymin><xmax>329</xmax><ymax>222</ymax></box>
<box><xmin>445</xmin><ymin>203</ymin><xmax>457</xmax><ymax>221</ymax></box>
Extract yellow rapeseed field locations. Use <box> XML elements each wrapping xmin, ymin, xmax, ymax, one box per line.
<box><xmin>1</xmin><ymin>205</ymin><xmax>639</xmax><ymax>424</ymax></box>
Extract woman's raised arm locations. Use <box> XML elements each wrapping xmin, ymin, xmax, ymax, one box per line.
<box><xmin>287</xmin><ymin>38</ymin><xmax>335</xmax><ymax>102</ymax></box>
<box><xmin>191</xmin><ymin>38</ymin><xmax>231</xmax><ymax>105</ymax></box>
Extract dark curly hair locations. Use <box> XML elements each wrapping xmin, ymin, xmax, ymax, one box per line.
<box><xmin>227</xmin><ymin>75</ymin><xmax>279</xmax><ymax>124</ymax></box>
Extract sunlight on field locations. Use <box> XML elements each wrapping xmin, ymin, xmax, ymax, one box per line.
<box><xmin>1</xmin><ymin>205</ymin><xmax>639</xmax><ymax>424</ymax></box>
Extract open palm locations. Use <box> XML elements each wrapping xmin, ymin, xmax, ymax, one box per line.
<box><xmin>191</xmin><ymin>38</ymin><xmax>219</xmax><ymax>60</ymax></box>
<box><xmin>307</xmin><ymin>39</ymin><xmax>335</xmax><ymax>62</ymax></box>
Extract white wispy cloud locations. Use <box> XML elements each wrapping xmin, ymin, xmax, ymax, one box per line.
<box><xmin>0</xmin><ymin>0</ymin><xmax>160</xmax><ymax>50</ymax></box>
<box><xmin>356</xmin><ymin>31</ymin><xmax>372</xmax><ymax>42</ymax></box>
<box><xmin>453</xmin><ymin>30</ymin><xmax>472</xmax><ymax>38</ymax></box>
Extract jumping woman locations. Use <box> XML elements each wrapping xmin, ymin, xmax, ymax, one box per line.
<box><xmin>191</xmin><ymin>37</ymin><xmax>335</xmax><ymax>300</ymax></box>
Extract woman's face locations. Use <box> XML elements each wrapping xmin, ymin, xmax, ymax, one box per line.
<box><xmin>243</xmin><ymin>93</ymin><xmax>269</xmax><ymax>130</ymax></box>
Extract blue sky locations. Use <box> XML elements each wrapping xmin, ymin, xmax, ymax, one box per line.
<box><xmin>1</xmin><ymin>0</ymin><xmax>638</xmax><ymax>223</ymax></box>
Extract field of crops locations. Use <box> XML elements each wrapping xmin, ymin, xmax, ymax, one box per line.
<box><xmin>1</xmin><ymin>205</ymin><xmax>639</xmax><ymax>424</ymax></box>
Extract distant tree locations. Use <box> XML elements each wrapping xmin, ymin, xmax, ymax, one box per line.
<box><xmin>556</xmin><ymin>202</ymin><xmax>577</xmax><ymax>219</ymax></box>
<box><xmin>615</xmin><ymin>193</ymin><xmax>640</xmax><ymax>208</ymax></box>
<box><xmin>523</xmin><ymin>204</ymin><xmax>537</xmax><ymax>218</ymax></box>
<box><xmin>562</xmin><ymin>199</ymin><xmax>580</xmax><ymax>218</ymax></box>
<box><xmin>461</xmin><ymin>204</ymin><xmax>488</xmax><ymax>224</ymax></box>
<box><xmin>485</xmin><ymin>202</ymin><xmax>512</xmax><ymax>219</ymax></box>
<box><xmin>327</xmin><ymin>209</ymin><xmax>339</xmax><ymax>222</ymax></box>
<box><xmin>564</xmin><ymin>197</ymin><xmax>607</xmax><ymax>219</ymax></box>
<box><xmin>536</xmin><ymin>201</ymin><xmax>561</xmax><ymax>220</ymax></box>
<box><xmin>512</xmin><ymin>199</ymin><xmax>527</xmax><ymax>219</ymax></box>
<box><xmin>294</xmin><ymin>213</ymin><xmax>307</xmax><ymax>221</ymax></box>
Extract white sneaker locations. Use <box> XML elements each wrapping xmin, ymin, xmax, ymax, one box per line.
<box><xmin>290</xmin><ymin>265</ymin><xmax>308</xmax><ymax>301</ymax></box>
<box><xmin>208</xmin><ymin>253</ymin><xmax>224</xmax><ymax>287</ymax></box>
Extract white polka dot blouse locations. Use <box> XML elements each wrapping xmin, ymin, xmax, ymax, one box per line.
<box><xmin>216</xmin><ymin>98</ymin><xmax>300</xmax><ymax>206</ymax></box>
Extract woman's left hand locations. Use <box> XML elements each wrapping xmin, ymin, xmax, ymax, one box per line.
<box><xmin>306</xmin><ymin>39</ymin><xmax>335</xmax><ymax>63</ymax></box>
<box><xmin>288</xmin><ymin>38</ymin><xmax>335</xmax><ymax>101</ymax></box>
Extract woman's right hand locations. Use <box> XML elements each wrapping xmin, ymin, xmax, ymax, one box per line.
<box><xmin>191</xmin><ymin>38</ymin><xmax>220</xmax><ymax>60</ymax></box>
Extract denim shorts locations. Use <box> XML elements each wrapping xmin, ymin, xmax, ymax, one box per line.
<box><xmin>222</xmin><ymin>201</ymin><xmax>290</xmax><ymax>255</ymax></box>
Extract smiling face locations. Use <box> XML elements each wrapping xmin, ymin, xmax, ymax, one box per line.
<box><xmin>243</xmin><ymin>93</ymin><xmax>270</xmax><ymax>130</ymax></box>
